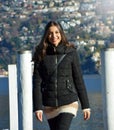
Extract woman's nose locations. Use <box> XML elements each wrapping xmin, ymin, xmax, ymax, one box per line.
<box><xmin>52</xmin><ymin>33</ymin><xmax>56</xmax><ymax>38</ymax></box>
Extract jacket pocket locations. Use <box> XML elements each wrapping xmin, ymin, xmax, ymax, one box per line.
<box><xmin>66</xmin><ymin>79</ymin><xmax>77</xmax><ymax>94</ymax></box>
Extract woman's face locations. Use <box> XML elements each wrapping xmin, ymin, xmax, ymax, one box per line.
<box><xmin>48</xmin><ymin>25</ymin><xmax>62</xmax><ymax>46</ymax></box>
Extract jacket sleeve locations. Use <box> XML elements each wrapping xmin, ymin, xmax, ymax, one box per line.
<box><xmin>33</xmin><ymin>61</ymin><xmax>43</xmax><ymax>112</ymax></box>
<box><xmin>72</xmin><ymin>48</ymin><xmax>90</xmax><ymax>109</ymax></box>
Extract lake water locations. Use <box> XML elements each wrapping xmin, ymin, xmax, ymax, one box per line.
<box><xmin>0</xmin><ymin>75</ymin><xmax>104</xmax><ymax>130</ymax></box>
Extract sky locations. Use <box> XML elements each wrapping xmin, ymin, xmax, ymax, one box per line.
<box><xmin>101</xmin><ymin>0</ymin><xmax>114</xmax><ymax>11</ymax></box>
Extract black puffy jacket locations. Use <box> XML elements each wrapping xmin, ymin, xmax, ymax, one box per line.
<box><xmin>33</xmin><ymin>43</ymin><xmax>90</xmax><ymax>111</ymax></box>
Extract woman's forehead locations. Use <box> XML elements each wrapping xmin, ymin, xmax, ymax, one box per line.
<box><xmin>48</xmin><ymin>26</ymin><xmax>60</xmax><ymax>32</ymax></box>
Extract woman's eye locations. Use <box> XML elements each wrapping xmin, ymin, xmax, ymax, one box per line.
<box><xmin>55</xmin><ymin>31</ymin><xmax>60</xmax><ymax>34</ymax></box>
<box><xmin>48</xmin><ymin>31</ymin><xmax>60</xmax><ymax>36</ymax></box>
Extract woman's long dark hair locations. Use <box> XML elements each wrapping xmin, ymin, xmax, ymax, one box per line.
<box><xmin>32</xmin><ymin>21</ymin><xmax>74</xmax><ymax>62</ymax></box>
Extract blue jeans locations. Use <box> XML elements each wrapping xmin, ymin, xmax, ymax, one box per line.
<box><xmin>48</xmin><ymin>113</ymin><xmax>74</xmax><ymax>130</ymax></box>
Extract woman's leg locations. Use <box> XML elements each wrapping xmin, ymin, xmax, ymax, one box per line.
<box><xmin>48</xmin><ymin>113</ymin><xmax>74</xmax><ymax>130</ymax></box>
<box><xmin>48</xmin><ymin>115</ymin><xmax>56</xmax><ymax>130</ymax></box>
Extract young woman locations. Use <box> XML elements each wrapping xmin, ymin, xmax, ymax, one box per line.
<box><xmin>32</xmin><ymin>21</ymin><xmax>91</xmax><ymax>130</ymax></box>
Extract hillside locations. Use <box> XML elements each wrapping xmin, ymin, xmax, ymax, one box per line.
<box><xmin>0</xmin><ymin>0</ymin><xmax>113</xmax><ymax>74</ymax></box>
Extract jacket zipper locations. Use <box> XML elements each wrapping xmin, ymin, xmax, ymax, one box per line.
<box><xmin>55</xmin><ymin>54</ymin><xmax>58</xmax><ymax>106</ymax></box>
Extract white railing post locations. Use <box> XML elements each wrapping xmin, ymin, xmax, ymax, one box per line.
<box><xmin>101</xmin><ymin>48</ymin><xmax>114</xmax><ymax>130</ymax></box>
<box><xmin>17</xmin><ymin>50</ymin><xmax>33</xmax><ymax>130</ymax></box>
<box><xmin>8</xmin><ymin>64</ymin><xmax>18</xmax><ymax>130</ymax></box>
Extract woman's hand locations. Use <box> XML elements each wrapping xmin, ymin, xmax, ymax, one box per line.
<box><xmin>35</xmin><ymin>110</ymin><xmax>43</xmax><ymax>122</ymax></box>
<box><xmin>83</xmin><ymin>109</ymin><xmax>91</xmax><ymax>120</ymax></box>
